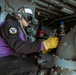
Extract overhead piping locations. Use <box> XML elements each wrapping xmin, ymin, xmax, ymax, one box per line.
<box><xmin>49</xmin><ymin>0</ymin><xmax>76</xmax><ymax>12</ymax></box>
<box><xmin>65</xmin><ymin>0</ymin><xmax>76</xmax><ymax>7</ymax></box>
<box><xmin>28</xmin><ymin>0</ymin><xmax>62</xmax><ymax>16</ymax></box>
<box><xmin>49</xmin><ymin>14</ymin><xmax>76</xmax><ymax>25</ymax></box>
<box><xmin>35</xmin><ymin>4</ymin><xmax>62</xmax><ymax>16</ymax></box>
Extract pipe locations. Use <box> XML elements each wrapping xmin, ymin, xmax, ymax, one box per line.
<box><xmin>29</xmin><ymin>0</ymin><xmax>62</xmax><ymax>16</ymax></box>
<box><xmin>36</xmin><ymin>10</ymin><xmax>54</xmax><ymax>19</ymax></box>
<box><xmin>49</xmin><ymin>14</ymin><xmax>76</xmax><ymax>25</ymax></box>
<box><xmin>36</xmin><ymin>5</ymin><xmax>62</xmax><ymax>16</ymax></box>
<box><xmin>49</xmin><ymin>0</ymin><xmax>76</xmax><ymax>12</ymax></box>
<box><xmin>65</xmin><ymin>0</ymin><xmax>76</xmax><ymax>7</ymax></box>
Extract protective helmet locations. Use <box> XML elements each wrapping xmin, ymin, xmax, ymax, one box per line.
<box><xmin>16</xmin><ymin>6</ymin><xmax>33</xmax><ymax>22</ymax></box>
<box><xmin>60</xmin><ymin>21</ymin><xmax>64</xmax><ymax>25</ymax></box>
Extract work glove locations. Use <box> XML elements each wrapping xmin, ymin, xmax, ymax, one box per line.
<box><xmin>42</xmin><ymin>49</ymin><xmax>51</xmax><ymax>54</ymax></box>
<box><xmin>42</xmin><ymin>37</ymin><xmax>59</xmax><ymax>53</ymax></box>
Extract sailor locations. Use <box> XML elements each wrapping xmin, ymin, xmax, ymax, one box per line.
<box><xmin>0</xmin><ymin>6</ymin><xmax>59</xmax><ymax>75</ymax></box>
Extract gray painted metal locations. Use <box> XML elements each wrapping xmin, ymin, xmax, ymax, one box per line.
<box><xmin>53</xmin><ymin>55</ymin><xmax>76</xmax><ymax>70</ymax></box>
<box><xmin>51</xmin><ymin>29</ymin><xmax>76</xmax><ymax>75</ymax></box>
<box><xmin>56</xmin><ymin>30</ymin><xmax>76</xmax><ymax>60</ymax></box>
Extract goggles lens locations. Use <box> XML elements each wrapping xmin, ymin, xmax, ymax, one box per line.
<box><xmin>24</xmin><ymin>13</ymin><xmax>33</xmax><ymax>22</ymax></box>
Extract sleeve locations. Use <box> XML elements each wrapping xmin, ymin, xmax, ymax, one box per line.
<box><xmin>0</xmin><ymin>20</ymin><xmax>41</xmax><ymax>54</ymax></box>
<box><xmin>40</xmin><ymin>43</ymin><xmax>45</xmax><ymax>51</ymax></box>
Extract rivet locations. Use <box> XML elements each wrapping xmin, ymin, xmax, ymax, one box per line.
<box><xmin>54</xmin><ymin>71</ymin><xmax>57</xmax><ymax>74</ymax></box>
<box><xmin>55</xmin><ymin>65</ymin><xmax>57</xmax><ymax>67</ymax></box>
<box><xmin>51</xmin><ymin>69</ymin><xmax>54</xmax><ymax>71</ymax></box>
<box><xmin>56</xmin><ymin>56</ymin><xmax>59</xmax><ymax>58</ymax></box>
<box><xmin>53</xmin><ymin>54</ymin><xmax>55</xmax><ymax>57</ymax></box>
<box><xmin>61</xmin><ymin>67</ymin><xmax>63</xmax><ymax>70</ymax></box>
<box><xmin>62</xmin><ymin>58</ymin><xmax>64</xmax><ymax>60</ymax></box>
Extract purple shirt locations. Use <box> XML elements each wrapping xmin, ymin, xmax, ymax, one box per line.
<box><xmin>41</xmin><ymin>43</ymin><xmax>45</xmax><ymax>51</ymax></box>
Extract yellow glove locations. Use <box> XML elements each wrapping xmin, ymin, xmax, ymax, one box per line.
<box><xmin>42</xmin><ymin>49</ymin><xmax>51</xmax><ymax>54</ymax></box>
<box><xmin>42</xmin><ymin>37</ymin><xmax>59</xmax><ymax>51</ymax></box>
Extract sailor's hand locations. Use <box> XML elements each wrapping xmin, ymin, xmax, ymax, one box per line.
<box><xmin>42</xmin><ymin>49</ymin><xmax>51</xmax><ymax>54</ymax></box>
<box><xmin>42</xmin><ymin>37</ymin><xmax>59</xmax><ymax>51</ymax></box>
